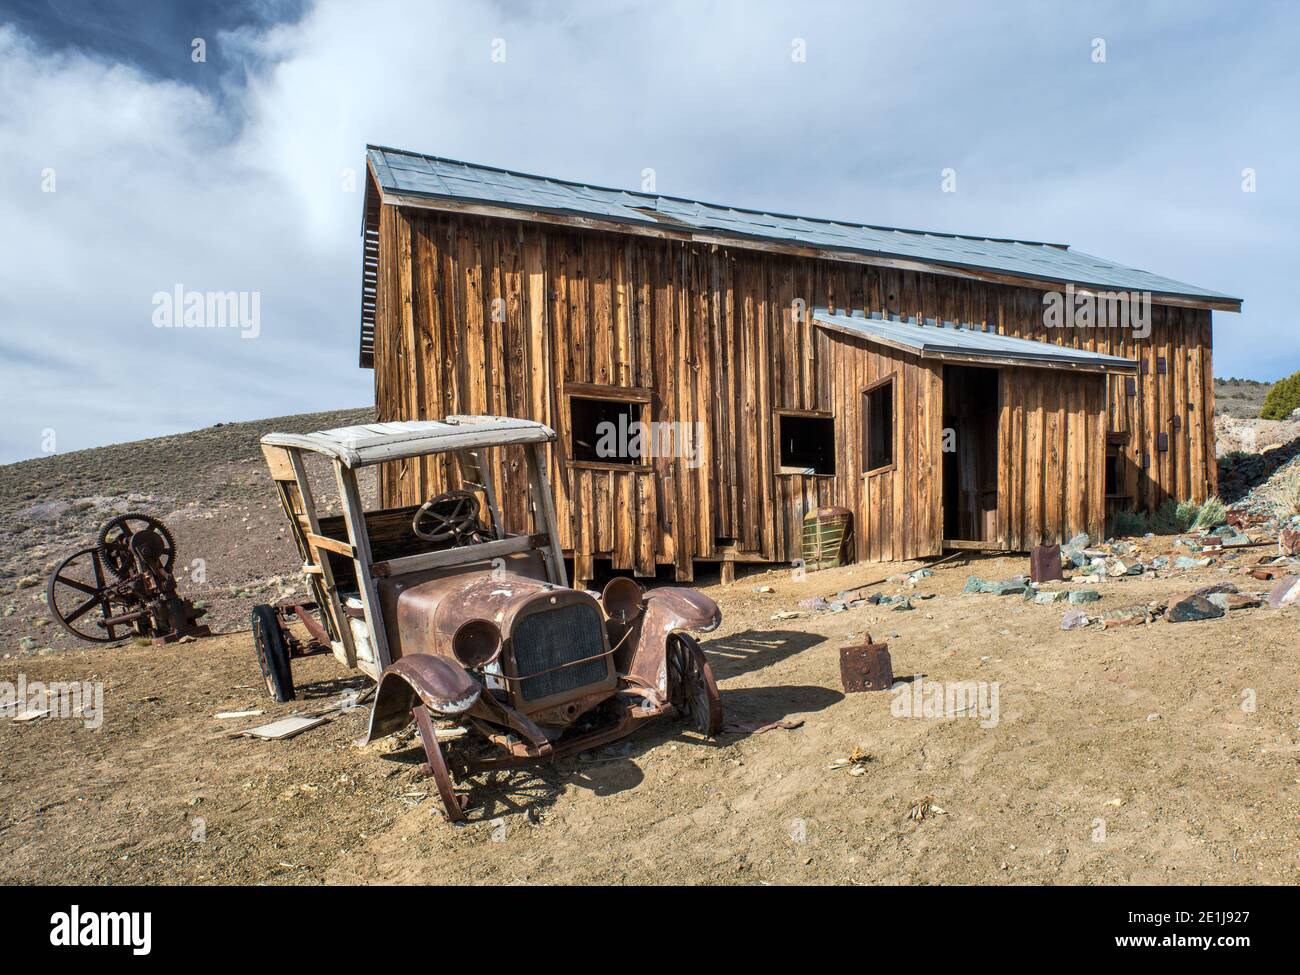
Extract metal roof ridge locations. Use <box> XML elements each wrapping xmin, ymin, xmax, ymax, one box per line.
<box><xmin>366</xmin><ymin>144</ymin><xmax>1073</xmax><ymax>251</ymax></box>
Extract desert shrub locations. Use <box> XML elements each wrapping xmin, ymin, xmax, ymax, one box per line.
<box><xmin>1259</xmin><ymin>371</ymin><xmax>1300</xmax><ymax>420</ymax></box>
<box><xmin>1191</xmin><ymin>495</ymin><xmax>1227</xmax><ymax>530</ymax></box>
<box><xmin>1137</xmin><ymin>496</ymin><xmax>1225</xmax><ymax>534</ymax></box>
<box><xmin>1110</xmin><ymin>509</ymin><xmax>1148</xmax><ymax>537</ymax></box>
<box><xmin>1219</xmin><ymin>449</ymin><xmax>1255</xmax><ymax>466</ymax></box>
<box><xmin>1149</xmin><ymin>500</ymin><xmax>1192</xmax><ymax>534</ymax></box>
<box><xmin>1107</xmin><ymin>499</ymin><xmax>1227</xmax><ymax>538</ymax></box>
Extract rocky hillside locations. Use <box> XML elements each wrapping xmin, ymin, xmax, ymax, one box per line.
<box><xmin>0</xmin><ymin>407</ymin><xmax>374</xmax><ymax>657</ymax></box>
<box><xmin>1213</xmin><ymin>377</ymin><xmax>1273</xmax><ymax>418</ymax></box>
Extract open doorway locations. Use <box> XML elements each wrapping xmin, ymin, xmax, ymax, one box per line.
<box><xmin>942</xmin><ymin>365</ymin><xmax>1000</xmax><ymax>542</ymax></box>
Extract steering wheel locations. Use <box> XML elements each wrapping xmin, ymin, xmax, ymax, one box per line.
<box><xmin>412</xmin><ymin>490</ymin><xmax>485</xmax><ymax>543</ymax></box>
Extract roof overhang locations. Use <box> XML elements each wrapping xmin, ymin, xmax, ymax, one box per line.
<box><xmin>813</xmin><ymin>309</ymin><xmax>1140</xmax><ymax>374</ymax></box>
<box><xmin>366</xmin><ymin>151</ymin><xmax>1242</xmax><ymax>314</ymax></box>
<box><xmin>262</xmin><ymin>416</ymin><xmax>556</xmax><ymax>468</ymax></box>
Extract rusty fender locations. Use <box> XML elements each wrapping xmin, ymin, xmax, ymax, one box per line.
<box><xmin>365</xmin><ymin>654</ymin><xmax>481</xmax><ymax>742</ymax></box>
<box><xmin>625</xmin><ymin>588</ymin><xmax>721</xmax><ymax>698</ymax></box>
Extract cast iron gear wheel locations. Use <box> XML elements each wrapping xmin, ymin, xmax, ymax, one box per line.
<box><xmin>97</xmin><ymin>512</ymin><xmax>177</xmax><ymax>581</ymax></box>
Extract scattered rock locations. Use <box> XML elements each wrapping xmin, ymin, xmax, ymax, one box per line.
<box><xmin>1165</xmin><ymin>594</ymin><xmax>1225</xmax><ymax>623</ymax></box>
<box><xmin>1206</xmin><ymin>591</ymin><xmax>1261</xmax><ymax>612</ymax></box>
<box><xmin>1067</xmin><ymin>590</ymin><xmax>1101</xmax><ymax>605</ymax></box>
<box><xmin>1060</xmin><ymin>533</ymin><xmax>1090</xmax><ymax>568</ymax></box>
<box><xmin>1033</xmin><ymin>590</ymin><xmax>1068</xmax><ymax>605</ymax></box>
<box><xmin>1061</xmin><ymin>610</ymin><xmax>1091</xmax><ymax>630</ymax></box>
<box><xmin>1266</xmin><ymin>575</ymin><xmax>1300</xmax><ymax>610</ymax></box>
<box><xmin>1101</xmin><ymin>605</ymin><xmax>1154</xmax><ymax>628</ymax></box>
<box><xmin>965</xmin><ymin>575</ymin><xmax>1028</xmax><ymax>596</ymax></box>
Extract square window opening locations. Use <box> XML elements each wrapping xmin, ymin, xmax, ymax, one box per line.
<box><xmin>778</xmin><ymin>414</ymin><xmax>836</xmax><ymax>475</ymax></box>
<box><xmin>569</xmin><ymin>397</ymin><xmax>645</xmax><ymax>464</ymax></box>
<box><xmin>863</xmin><ymin>379</ymin><xmax>895</xmax><ymax>472</ymax></box>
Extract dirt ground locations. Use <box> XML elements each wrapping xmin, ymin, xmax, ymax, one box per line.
<box><xmin>1</xmin><ymin>408</ymin><xmax>1295</xmax><ymax>885</ymax></box>
<box><xmin>1</xmin><ymin>548</ymin><xmax>1295</xmax><ymax>886</ymax></box>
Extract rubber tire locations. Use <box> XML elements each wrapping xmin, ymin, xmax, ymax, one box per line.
<box><xmin>251</xmin><ymin>605</ymin><xmax>295</xmax><ymax>702</ymax></box>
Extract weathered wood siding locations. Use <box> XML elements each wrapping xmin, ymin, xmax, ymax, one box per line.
<box><xmin>372</xmin><ymin>207</ymin><xmax>1214</xmax><ymax>575</ymax></box>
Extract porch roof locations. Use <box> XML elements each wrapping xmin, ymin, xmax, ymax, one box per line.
<box><xmin>813</xmin><ymin>308</ymin><xmax>1140</xmax><ymax>374</ymax></box>
<box><xmin>262</xmin><ymin>416</ymin><xmax>556</xmax><ymax>468</ymax></box>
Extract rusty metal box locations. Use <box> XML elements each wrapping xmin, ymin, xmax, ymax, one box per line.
<box><xmin>1030</xmin><ymin>544</ymin><xmax>1063</xmax><ymax>583</ymax></box>
<box><xmin>840</xmin><ymin>641</ymin><xmax>893</xmax><ymax>693</ymax></box>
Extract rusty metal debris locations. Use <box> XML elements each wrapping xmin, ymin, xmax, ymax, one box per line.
<box><xmin>839</xmin><ymin>638</ymin><xmax>893</xmax><ymax>692</ymax></box>
<box><xmin>725</xmin><ymin>717</ymin><xmax>804</xmax><ymax>735</ymax></box>
<box><xmin>1030</xmin><ymin>543</ymin><xmax>1064</xmax><ymax>583</ymax></box>
<box><xmin>821</xmin><ymin>550</ymin><xmax>962</xmax><ymax>604</ymax></box>
<box><xmin>907</xmin><ymin>795</ymin><xmax>946</xmax><ymax>821</ymax></box>
<box><xmin>46</xmin><ymin>513</ymin><xmax>210</xmax><ymax>645</ymax></box>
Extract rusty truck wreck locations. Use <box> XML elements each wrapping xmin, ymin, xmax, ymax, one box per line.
<box><xmin>255</xmin><ymin>416</ymin><xmax>722</xmax><ymax>820</ymax></box>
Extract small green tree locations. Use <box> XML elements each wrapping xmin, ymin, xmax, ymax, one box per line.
<box><xmin>1260</xmin><ymin>371</ymin><xmax>1300</xmax><ymax>420</ymax></box>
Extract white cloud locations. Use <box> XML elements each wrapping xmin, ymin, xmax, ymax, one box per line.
<box><xmin>1</xmin><ymin>1</ymin><xmax>1296</xmax><ymax>462</ymax></box>
<box><xmin>0</xmin><ymin>24</ymin><xmax>370</xmax><ymax>463</ymax></box>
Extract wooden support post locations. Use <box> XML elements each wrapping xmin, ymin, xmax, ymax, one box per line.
<box><xmin>288</xmin><ymin>449</ymin><xmax>357</xmax><ymax>668</ymax></box>
<box><xmin>719</xmin><ymin>558</ymin><xmax>736</xmax><ymax>585</ymax></box>
<box><xmin>529</xmin><ymin>443</ymin><xmax>569</xmax><ymax>587</ymax></box>
<box><xmin>463</xmin><ymin>448</ymin><xmax>506</xmax><ymax>540</ymax></box>
<box><xmin>334</xmin><ymin>461</ymin><xmax>392</xmax><ymax>675</ymax></box>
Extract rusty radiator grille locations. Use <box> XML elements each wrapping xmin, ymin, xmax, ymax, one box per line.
<box><xmin>512</xmin><ymin>603</ymin><xmax>608</xmax><ymax>701</ymax></box>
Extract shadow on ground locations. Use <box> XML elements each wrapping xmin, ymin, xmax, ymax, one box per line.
<box><xmin>701</xmin><ymin>628</ymin><xmax>825</xmax><ymax>678</ymax></box>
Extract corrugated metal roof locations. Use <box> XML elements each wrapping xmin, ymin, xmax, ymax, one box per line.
<box><xmin>366</xmin><ymin>145</ymin><xmax>1239</xmax><ymax>308</ymax></box>
<box><xmin>813</xmin><ymin>308</ymin><xmax>1139</xmax><ymax>373</ymax></box>
<box><xmin>262</xmin><ymin>416</ymin><xmax>555</xmax><ymax>468</ymax></box>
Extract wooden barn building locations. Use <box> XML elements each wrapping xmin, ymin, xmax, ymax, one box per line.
<box><xmin>357</xmin><ymin>145</ymin><xmax>1240</xmax><ymax>585</ymax></box>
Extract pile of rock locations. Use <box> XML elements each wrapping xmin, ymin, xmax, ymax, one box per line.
<box><xmin>1219</xmin><ymin>441</ymin><xmax>1300</xmax><ymax>507</ymax></box>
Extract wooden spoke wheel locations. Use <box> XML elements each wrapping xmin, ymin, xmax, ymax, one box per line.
<box><xmin>250</xmin><ymin>605</ymin><xmax>295</xmax><ymax>702</ymax></box>
<box><xmin>668</xmin><ymin>634</ymin><xmax>723</xmax><ymax>736</ymax></box>
<box><xmin>46</xmin><ymin>547</ymin><xmax>134</xmax><ymax>643</ymax></box>
<box><xmin>412</xmin><ymin>705</ymin><xmax>471</xmax><ymax>822</ymax></box>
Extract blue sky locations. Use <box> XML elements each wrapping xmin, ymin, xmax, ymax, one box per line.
<box><xmin>1</xmin><ymin>0</ymin><xmax>1295</xmax><ymax>463</ymax></box>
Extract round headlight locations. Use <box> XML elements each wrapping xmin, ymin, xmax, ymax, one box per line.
<box><xmin>451</xmin><ymin>618</ymin><xmax>502</xmax><ymax>670</ymax></box>
<box><xmin>601</xmin><ymin>576</ymin><xmax>646</xmax><ymax>624</ymax></box>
